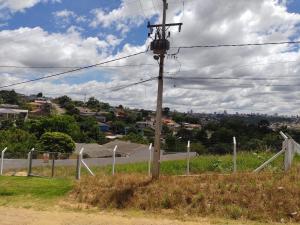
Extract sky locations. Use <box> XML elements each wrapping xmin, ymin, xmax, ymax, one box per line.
<box><xmin>1</xmin><ymin>0</ymin><xmax>300</xmax><ymax>115</ymax></box>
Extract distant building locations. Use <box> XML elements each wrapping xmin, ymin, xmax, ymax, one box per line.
<box><xmin>29</xmin><ymin>99</ymin><xmax>51</xmax><ymax>116</ymax></box>
<box><xmin>0</xmin><ymin>108</ymin><xmax>28</xmax><ymax>121</ymax></box>
<box><xmin>162</xmin><ymin>118</ymin><xmax>180</xmax><ymax>129</ymax></box>
<box><xmin>136</xmin><ymin>121</ymin><xmax>154</xmax><ymax>129</ymax></box>
<box><xmin>182</xmin><ymin>123</ymin><xmax>202</xmax><ymax>130</ymax></box>
<box><xmin>99</xmin><ymin>123</ymin><xmax>110</xmax><ymax>132</ymax></box>
<box><xmin>0</xmin><ymin>104</ymin><xmax>19</xmax><ymax>109</ymax></box>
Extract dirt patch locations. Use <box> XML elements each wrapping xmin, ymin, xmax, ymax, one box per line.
<box><xmin>0</xmin><ymin>207</ymin><xmax>263</xmax><ymax>225</ymax></box>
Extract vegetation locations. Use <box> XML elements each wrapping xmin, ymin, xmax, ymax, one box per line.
<box><xmin>0</xmin><ymin>129</ymin><xmax>37</xmax><ymax>158</ymax></box>
<box><xmin>29</xmin><ymin>152</ymin><xmax>299</xmax><ymax>178</ymax></box>
<box><xmin>72</xmin><ymin>165</ymin><xmax>300</xmax><ymax>223</ymax></box>
<box><xmin>39</xmin><ymin>132</ymin><xmax>75</xmax><ymax>154</ymax></box>
<box><xmin>0</xmin><ymin>176</ymin><xmax>72</xmax><ymax>207</ymax></box>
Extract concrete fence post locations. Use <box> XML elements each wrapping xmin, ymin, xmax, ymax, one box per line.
<box><xmin>27</xmin><ymin>148</ymin><xmax>35</xmax><ymax>177</ymax></box>
<box><xmin>112</xmin><ymin>145</ymin><xmax>118</xmax><ymax>175</ymax></box>
<box><xmin>0</xmin><ymin>147</ymin><xmax>7</xmax><ymax>175</ymax></box>
<box><xmin>76</xmin><ymin>148</ymin><xmax>84</xmax><ymax>180</ymax></box>
<box><xmin>284</xmin><ymin>139</ymin><xmax>295</xmax><ymax>171</ymax></box>
<box><xmin>187</xmin><ymin>140</ymin><xmax>191</xmax><ymax>175</ymax></box>
<box><xmin>148</xmin><ymin>143</ymin><xmax>153</xmax><ymax>176</ymax></box>
<box><xmin>233</xmin><ymin>137</ymin><xmax>237</xmax><ymax>173</ymax></box>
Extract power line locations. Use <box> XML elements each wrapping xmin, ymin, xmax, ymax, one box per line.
<box><xmin>14</xmin><ymin>76</ymin><xmax>158</xmax><ymax>96</ymax></box>
<box><xmin>0</xmin><ymin>50</ymin><xmax>148</xmax><ymax>89</ymax></box>
<box><xmin>111</xmin><ymin>76</ymin><xmax>158</xmax><ymax>91</ymax></box>
<box><xmin>0</xmin><ymin>63</ymin><xmax>156</xmax><ymax>70</ymax></box>
<box><xmin>170</xmin><ymin>41</ymin><xmax>300</xmax><ymax>53</ymax></box>
<box><xmin>164</xmin><ymin>76</ymin><xmax>289</xmax><ymax>81</ymax></box>
<box><xmin>138</xmin><ymin>0</ymin><xmax>147</xmax><ymax>18</ymax></box>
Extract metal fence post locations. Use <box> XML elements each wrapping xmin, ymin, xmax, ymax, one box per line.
<box><xmin>0</xmin><ymin>147</ymin><xmax>7</xmax><ymax>175</ymax></box>
<box><xmin>187</xmin><ymin>141</ymin><xmax>190</xmax><ymax>175</ymax></box>
<box><xmin>112</xmin><ymin>145</ymin><xmax>118</xmax><ymax>175</ymax></box>
<box><xmin>148</xmin><ymin>143</ymin><xmax>153</xmax><ymax>176</ymax></box>
<box><xmin>27</xmin><ymin>148</ymin><xmax>35</xmax><ymax>177</ymax></box>
<box><xmin>233</xmin><ymin>137</ymin><xmax>237</xmax><ymax>173</ymax></box>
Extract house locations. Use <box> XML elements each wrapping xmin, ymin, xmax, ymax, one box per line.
<box><xmin>95</xmin><ymin>115</ymin><xmax>106</xmax><ymax>123</ymax></box>
<box><xmin>162</xmin><ymin>118</ymin><xmax>180</xmax><ymax>129</ymax></box>
<box><xmin>0</xmin><ymin>108</ymin><xmax>29</xmax><ymax>121</ymax></box>
<box><xmin>77</xmin><ymin>107</ymin><xmax>96</xmax><ymax>117</ymax></box>
<box><xmin>183</xmin><ymin>123</ymin><xmax>202</xmax><ymax>130</ymax></box>
<box><xmin>75</xmin><ymin>140</ymin><xmax>150</xmax><ymax>158</ymax></box>
<box><xmin>0</xmin><ymin>104</ymin><xmax>19</xmax><ymax>109</ymax></box>
<box><xmin>99</xmin><ymin>122</ymin><xmax>110</xmax><ymax>132</ymax></box>
<box><xmin>75</xmin><ymin>143</ymin><xmax>115</xmax><ymax>158</ymax></box>
<box><xmin>136</xmin><ymin>121</ymin><xmax>154</xmax><ymax>129</ymax></box>
<box><xmin>29</xmin><ymin>99</ymin><xmax>51</xmax><ymax>116</ymax></box>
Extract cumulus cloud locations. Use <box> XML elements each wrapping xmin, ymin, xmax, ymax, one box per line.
<box><xmin>2</xmin><ymin>0</ymin><xmax>300</xmax><ymax>115</ymax></box>
<box><xmin>53</xmin><ymin>9</ymin><xmax>87</xmax><ymax>28</ymax></box>
<box><xmin>0</xmin><ymin>0</ymin><xmax>60</xmax><ymax>12</ymax></box>
<box><xmin>90</xmin><ymin>0</ymin><xmax>157</xmax><ymax>34</ymax></box>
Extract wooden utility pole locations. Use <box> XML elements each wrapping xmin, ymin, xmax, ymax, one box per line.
<box><xmin>152</xmin><ymin>0</ymin><xmax>167</xmax><ymax>179</ymax></box>
<box><xmin>148</xmin><ymin>0</ymin><xmax>182</xmax><ymax>179</ymax></box>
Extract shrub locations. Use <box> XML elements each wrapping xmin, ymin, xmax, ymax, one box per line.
<box><xmin>0</xmin><ymin>129</ymin><xmax>37</xmax><ymax>158</ymax></box>
<box><xmin>39</xmin><ymin>132</ymin><xmax>75</xmax><ymax>153</ymax></box>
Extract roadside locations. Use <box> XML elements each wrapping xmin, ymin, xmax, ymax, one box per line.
<box><xmin>0</xmin><ymin>207</ymin><xmax>290</xmax><ymax>225</ymax></box>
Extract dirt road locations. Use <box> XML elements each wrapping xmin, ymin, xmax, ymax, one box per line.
<box><xmin>0</xmin><ymin>207</ymin><xmax>209</xmax><ymax>225</ymax></box>
<box><xmin>0</xmin><ymin>207</ymin><xmax>273</xmax><ymax>225</ymax></box>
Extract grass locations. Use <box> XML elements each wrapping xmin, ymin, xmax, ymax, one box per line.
<box><xmin>29</xmin><ymin>151</ymin><xmax>300</xmax><ymax>178</ymax></box>
<box><xmin>0</xmin><ymin>176</ymin><xmax>73</xmax><ymax>208</ymax></box>
<box><xmin>72</xmin><ymin>168</ymin><xmax>300</xmax><ymax>223</ymax></box>
<box><xmin>2</xmin><ymin>153</ymin><xmax>300</xmax><ymax>223</ymax></box>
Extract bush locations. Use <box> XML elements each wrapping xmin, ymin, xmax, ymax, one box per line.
<box><xmin>39</xmin><ymin>132</ymin><xmax>75</xmax><ymax>153</ymax></box>
<box><xmin>191</xmin><ymin>142</ymin><xmax>207</xmax><ymax>155</ymax></box>
<box><xmin>0</xmin><ymin>129</ymin><xmax>37</xmax><ymax>158</ymax></box>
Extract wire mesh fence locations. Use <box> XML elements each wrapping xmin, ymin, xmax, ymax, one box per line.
<box><xmin>29</xmin><ymin>151</ymin><xmax>76</xmax><ymax>178</ymax></box>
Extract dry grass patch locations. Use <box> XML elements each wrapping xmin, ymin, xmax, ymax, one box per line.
<box><xmin>71</xmin><ymin>167</ymin><xmax>300</xmax><ymax>223</ymax></box>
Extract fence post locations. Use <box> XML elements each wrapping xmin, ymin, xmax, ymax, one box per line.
<box><xmin>76</xmin><ymin>148</ymin><xmax>84</xmax><ymax>180</ymax></box>
<box><xmin>112</xmin><ymin>145</ymin><xmax>118</xmax><ymax>175</ymax></box>
<box><xmin>187</xmin><ymin>141</ymin><xmax>191</xmax><ymax>175</ymax></box>
<box><xmin>0</xmin><ymin>147</ymin><xmax>7</xmax><ymax>175</ymax></box>
<box><xmin>148</xmin><ymin>143</ymin><xmax>153</xmax><ymax>176</ymax></box>
<box><xmin>27</xmin><ymin>148</ymin><xmax>35</xmax><ymax>177</ymax></box>
<box><xmin>284</xmin><ymin>139</ymin><xmax>294</xmax><ymax>171</ymax></box>
<box><xmin>51</xmin><ymin>153</ymin><xmax>55</xmax><ymax>178</ymax></box>
<box><xmin>233</xmin><ymin>137</ymin><xmax>237</xmax><ymax>173</ymax></box>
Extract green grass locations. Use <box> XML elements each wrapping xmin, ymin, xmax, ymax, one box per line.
<box><xmin>30</xmin><ymin>152</ymin><xmax>300</xmax><ymax>178</ymax></box>
<box><xmin>0</xmin><ymin>176</ymin><xmax>73</xmax><ymax>207</ymax></box>
<box><xmin>100</xmin><ymin>152</ymin><xmax>293</xmax><ymax>175</ymax></box>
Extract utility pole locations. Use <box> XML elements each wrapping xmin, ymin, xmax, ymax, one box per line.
<box><xmin>148</xmin><ymin>0</ymin><xmax>183</xmax><ymax>179</ymax></box>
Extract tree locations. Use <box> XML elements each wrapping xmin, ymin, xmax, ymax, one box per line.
<box><xmin>122</xmin><ymin>133</ymin><xmax>148</xmax><ymax>144</ymax></box>
<box><xmin>24</xmin><ymin>115</ymin><xmax>81</xmax><ymax>141</ymax></box>
<box><xmin>37</xmin><ymin>92</ymin><xmax>43</xmax><ymax>98</ymax></box>
<box><xmin>56</xmin><ymin>95</ymin><xmax>72</xmax><ymax>108</ymax></box>
<box><xmin>0</xmin><ymin>129</ymin><xmax>37</xmax><ymax>158</ymax></box>
<box><xmin>87</xmin><ymin>97</ymin><xmax>100</xmax><ymax>109</ymax></box>
<box><xmin>111</xmin><ymin>121</ymin><xmax>126</xmax><ymax>134</ymax></box>
<box><xmin>176</xmin><ymin>128</ymin><xmax>193</xmax><ymax>142</ymax></box>
<box><xmin>191</xmin><ymin>143</ymin><xmax>207</xmax><ymax>155</ymax></box>
<box><xmin>163</xmin><ymin>107</ymin><xmax>170</xmax><ymax>116</ymax></box>
<box><xmin>39</xmin><ymin>132</ymin><xmax>75</xmax><ymax>154</ymax></box>
<box><xmin>0</xmin><ymin>90</ymin><xmax>20</xmax><ymax>105</ymax></box>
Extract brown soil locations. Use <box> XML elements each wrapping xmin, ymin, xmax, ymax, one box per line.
<box><xmin>0</xmin><ymin>207</ymin><xmax>280</xmax><ymax>225</ymax></box>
